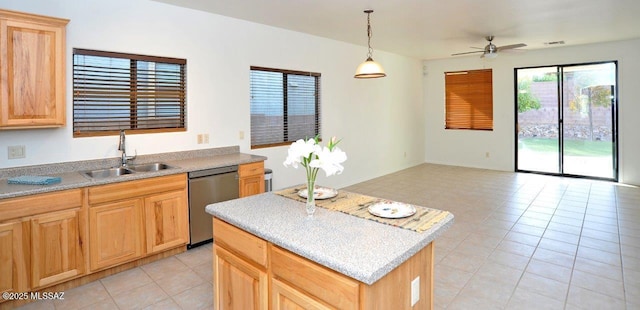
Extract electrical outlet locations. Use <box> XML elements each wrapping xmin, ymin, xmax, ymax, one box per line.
<box><xmin>411</xmin><ymin>276</ymin><xmax>420</xmax><ymax>306</ymax></box>
<box><xmin>197</xmin><ymin>134</ymin><xmax>203</xmax><ymax>144</ymax></box>
<box><xmin>239</xmin><ymin>131</ymin><xmax>245</xmax><ymax>140</ymax></box>
<box><xmin>203</xmin><ymin>134</ymin><xmax>209</xmax><ymax>144</ymax></box>
<box><xmin>8</xmin><ymin>145</ymin><xmax>26</xmax><ymax>159</ymax></box>
<box><xmin>485</xmin><ymin>152</ymin><xmax>490</xmax><ymax>158</ymax></box>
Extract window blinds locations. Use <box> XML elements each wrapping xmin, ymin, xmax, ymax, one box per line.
<box><xmin>73</xmin><ymin>49</ymin><xmax>186</xmax><ymax>137</ymax></box>
<box><xmin>250</xmin><ymin>66</ymin><xmax>321</xmax><ymax>148</ymax></box>
<box><xmin>445</xmin><ymin>69</ymin><xmax>493</xmax><ymax>130</ymax></box>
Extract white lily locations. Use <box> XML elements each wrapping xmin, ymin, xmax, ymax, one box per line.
<box><xmin>283</xmin><ymin>138</ymin><xmax>319</xmax><ymax>169</ymax></box>
<box><xmin>309</xmin><ymin>146</ymin><xmax>347</xmax><ymax>177</ymax></box>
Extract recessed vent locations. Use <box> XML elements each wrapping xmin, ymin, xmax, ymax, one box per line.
<box><xmin>544</xmin><ymin>41</ymin><xmax>566</xmax><ymax>45</ymax></box>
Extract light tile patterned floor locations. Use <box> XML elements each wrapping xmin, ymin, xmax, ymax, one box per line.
<box><xmin>343</xmin><ymin>163</ymin><xmax>640</xmax><ymax>310</ymax></box>
<box><xmin>17</xmin><ymin>163</ymin><xmax>640</xmax><ymax>309</ymax></box>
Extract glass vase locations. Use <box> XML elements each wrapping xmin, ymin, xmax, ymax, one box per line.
<box><xmin>306</xmin><ymin>178</ymin><xmax>316</xmax><ymax>216</ymax></box>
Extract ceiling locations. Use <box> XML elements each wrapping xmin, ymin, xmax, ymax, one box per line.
<box><xmin>152</xmin><ymin>0</ymin><xmax>640</xmax><ymax>60</ymax></box>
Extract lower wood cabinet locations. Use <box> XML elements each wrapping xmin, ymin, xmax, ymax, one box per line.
<box><xmin>271</xmin><ymin>278</ymin><xmax>331</xmax><ymax>310</ymax></box>
<box><xmin>31</xmin><ymin>209</ymin><xmax>84</xmax><ymax>288</ymax></box>
<box><xmin>0</xmin><ymin>189</ymin><xmax>83</xmax><ymax>294</ymax></box>
<box><xmin>239</xmin><ymin>161</ymin><xmax>265</xmax><ymax>197</ymax></box>
<box><xmin>213</xmin><ymin>218</ymin><xmax>435</xmax><ymax>310</ymax></box>
<box><xmin>89</xmin><ymin>199</ymin><xmax>144</xmax><ymax>271</ymax></box>
<box><xmin>214</xmin><ymin>244</ymin><xmax>268</xmax><ymax>310</ymax></box>
<box><xmin>87</xmin><ymin>174</ymin><xmax>188</xmax><ymax>272</ymax></box>
<box><xmin>0</xmin><ymin>174</ymin><xmax>189</xmax><ymax>306</ymax></box>
<box><xmin>144</xmin><ymin>190</ymin><xmax>189</xmax><ymax>254</ymax></box>
<box><xmin>0</xmin><ymin>221</ymin><xmax>28</xmax><ymax>293</ymax></box>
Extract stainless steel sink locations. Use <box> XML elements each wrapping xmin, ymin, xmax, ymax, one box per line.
<box><xmin>81</xmin><ymin>167</ymin><xmax>134</xmax><ymax>179</ymax></box>
<box><xmin>128</xmin><ymin>162</ymin><xmax>174</xmax><ymax>172</ymax></box>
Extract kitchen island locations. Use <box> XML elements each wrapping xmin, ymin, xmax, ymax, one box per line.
<box><xmin>206</xmin><ymin>190</ymin><xmax>454</xmax><ymax>309</ymax></box>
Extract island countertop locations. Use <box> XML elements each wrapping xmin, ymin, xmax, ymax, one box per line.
<box><xmin>206</xmin><ymin>191</ymin><xmax>454</xmax><ymax>285</ymax></box>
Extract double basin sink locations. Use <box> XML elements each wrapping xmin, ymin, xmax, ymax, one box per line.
<box><xmin>81</xmin><ymin>163</ymin><xmax>175</xmax><ymax>179</ymax></box>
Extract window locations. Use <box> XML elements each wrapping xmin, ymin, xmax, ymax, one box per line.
<box><xmin>73</xmin><ymin>49</ymin><xmax>186</xmax><ymax>137</ymax></box>
<box><xmin>250</xmin><ymin>66</ymin><xmax>321</xmax><ymax>148</ymax></box>
<box><xmin>445</xmin><ymin>69</ymin><xmax>493</xmax><ymax>130</ymax></box>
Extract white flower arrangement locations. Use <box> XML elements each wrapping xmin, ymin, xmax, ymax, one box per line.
<box><xmin>283</xmin><ymin>136</ymin><xmax>347</xmax><ymax>215</ymax></box>
<box><xmin>283</xmin><ymin>136</ymin><xmax>347</xmax><ymax>180</ymax></box>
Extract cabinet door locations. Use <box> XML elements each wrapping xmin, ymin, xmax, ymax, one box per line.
<box><xmin>239</xmin><ymin>162</ymin><xmax>264</xmax><ymax>197</ymax></box>
<box><xmin>0</xmin><ymin>14</ymin><xmax>67</xmax><ymax>128</ymax></box>
<box><xmin>0</xmin><ymin>221</ymin><xmax>28</xmax><ymax>293</ymax></box>
<box><xmin>271</xmin><ymin>278</ymin><xmax>333</xmax><ymax>310</ymax></box>
<box><xmin>144</xmin><ymin>190</ymin><xmax>188</xmax><ymax>254</ymax></box>
<box><xmin>31</xmin><ymin>209</ymin><xmax>84</xmax><ymax>288</ymax></box>
<box><xmin>89</xmin><ymin>199</ymin><xmax>144</xmax><ymax>271</ymax></box>
<box><xmin>239</xmin><ymin>175</ymin><xmax>264</xmax><ymax>198</ymax></box>
<box><xmin>214</xmin><ymin>245</ymin><xmax>268</xmax><ymax>310</ymax></box>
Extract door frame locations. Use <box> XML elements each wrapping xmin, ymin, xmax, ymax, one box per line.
<box><xmin>514</xmin><ymin>60</ymin><xmax>619</xmax><ymax>181</ymax></box>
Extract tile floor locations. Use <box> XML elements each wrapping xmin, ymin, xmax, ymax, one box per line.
<box><xmin>16</xmin><ymin>163</ymin><xmax>640</xmax><ymax>309</ymax></box>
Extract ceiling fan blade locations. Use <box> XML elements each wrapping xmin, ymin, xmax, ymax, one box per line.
<box><xmin>451</xmin><ymin>50</ymin><xmax>484</xmax><ymax>56</ymax></box>
<box><xmin>497</xmin><ymin>43</ymin><xmax>527</xmax><ymax>51</ymax></box>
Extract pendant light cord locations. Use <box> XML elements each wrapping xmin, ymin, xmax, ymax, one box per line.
<box><xmin>366</xmin><ymin>11</ymin><xmax>373</xmax><ymax>59</ymax></box>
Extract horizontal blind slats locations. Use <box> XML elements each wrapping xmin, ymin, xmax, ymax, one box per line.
<box><xmin>250</xmin><ymin>67</ymin><xmax>321</xmax><ymax>148</ymax></box>
<box><xmin>445</xmin><ymin>69</ymin><xmax>493</xmax><ymax>130</ymax></box>
<box><xmin>73</xmin><ymin>50</ymin><xmax>186</xmax><ymax>135</ymax></box>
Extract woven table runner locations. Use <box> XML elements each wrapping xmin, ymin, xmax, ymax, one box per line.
<box><xmin>275</xmin><ymin>186</ymin><xmax>451</xmax><ymax>233</ymax></box>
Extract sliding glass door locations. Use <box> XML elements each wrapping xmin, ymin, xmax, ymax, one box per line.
<box><xmin>515</xmin><ymin>62</ymin><xmax>617</xmax><ymax>180</ymax></box>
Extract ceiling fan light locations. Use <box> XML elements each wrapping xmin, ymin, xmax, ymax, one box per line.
<box><xmin>484</xmin><ymin>51</ymin><xmax>498</xmax><ymax>59</ymax></box>
<box><xmin>354</xmin><ymin>57</ymin><xmax>387</xmax><ymax>78</ymax></box>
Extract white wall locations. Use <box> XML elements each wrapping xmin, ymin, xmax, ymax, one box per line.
<box><xmin>423</xmin><ymin>39</ymin><xmax>640</xmax><ymax>186</ymax></box>
<box><xmin>0</xmin><ymin>0</ymin><xmax>425</xmax><ymax>190</ymax></box>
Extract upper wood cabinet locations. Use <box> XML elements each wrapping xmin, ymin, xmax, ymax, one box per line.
<box><xmin>239</xmin><ymin>161</ymin><xmax>265</xmax><ymax>197</ymax></box>
<box><xmin>0</xmin><ymin>9</ymin><xmax>68</xmax><ymax>129</ymax></box>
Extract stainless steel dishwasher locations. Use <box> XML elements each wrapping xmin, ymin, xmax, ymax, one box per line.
<box><xmin>188</xmin><ymin>165</ymin><xmax>239</xmax><ymax>248</ymax></box>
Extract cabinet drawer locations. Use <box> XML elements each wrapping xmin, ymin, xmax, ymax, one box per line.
<box><xmin>238</xmin><ymin>161</ymin><xmax>264</xmax><ymax>177</ymax></box>
<box><xmin>88</xmin><ymin>174</ymin><xmax>186</xmax><ymax>205</ymax></box>
<box><xmin>0</xmin><ymin>189</ymin><xmax>82</xmax><ymax>221</ymax></box>
<box><xmin>213</xmin><ymin>218</ymin><xmax>267</xmax><ymax>268</ymax></box>
<box><xmin>270</xmin><ymin>246</ymin><xmax>359</xmax><ymax>310</ymax></box>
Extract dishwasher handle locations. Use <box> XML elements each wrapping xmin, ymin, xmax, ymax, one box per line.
<box><xmin>188</xmin><ymin>165</ymin><xmax>238</xmax><ymax>179</ymax></box>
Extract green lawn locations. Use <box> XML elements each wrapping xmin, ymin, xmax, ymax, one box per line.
<box><xmin>519</xmin><ymin>138</ymin><xmax>613</xmax><ymax>157</ymax></box>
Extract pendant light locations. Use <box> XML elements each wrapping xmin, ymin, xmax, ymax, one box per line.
<box><xmin>354</xmin><ymin>10</ymin><xmax>386</xmax><ymax>79</ymax></box>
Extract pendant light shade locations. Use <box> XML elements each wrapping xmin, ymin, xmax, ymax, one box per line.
<box><xmin>354</xmin><ymin>10</ymin><xmax>386</xmax><ymax>79</ymax></box>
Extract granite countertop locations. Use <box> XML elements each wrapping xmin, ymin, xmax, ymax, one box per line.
<box><xmin>205</xmin><ymin>193</ymin><xmax>454</xmax><ymax>285</ymax></box>
<box><xmin>0</xmin><ymin>146</ymin><xmax>267</xmax><ymax>200</ymax></box>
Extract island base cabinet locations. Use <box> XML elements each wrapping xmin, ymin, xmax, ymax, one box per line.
<box><xmin>214</xmin><ymin>218</ymin><xmax>435</xmax><ymax>310</ymax></box>
<box><xmin>271</xmin><ymin>246</ymin><xmax>359</xmax><ymax>310</ymax></box>
<box><xmin>0</xmin><ymin>221</ymin><xmax>28</xmax><ymax>293</ymax></box>
<box><xmin>89</xmin><ymin>199</ymin><xmax>144</xmax><ymax>271</ymax></box>
<box><xmin>271</xmin><ymin>278</ymin><xmax>332</xmax><ymax>310</ymax></box>
<box><xmin>214</xmin><ymin>245</ymin><xmax>268</xmax><ymax>310</ymax></box>
<box><xmin>30</xmin><ymin>209</ymin><xmax>84</xmax><ymax>288</ymax></box>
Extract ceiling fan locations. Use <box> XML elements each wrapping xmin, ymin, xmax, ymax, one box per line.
<box><xmin>452</xmin><ymin>36</ymin><xmax>526</xmax><ymax>58</ymax></box>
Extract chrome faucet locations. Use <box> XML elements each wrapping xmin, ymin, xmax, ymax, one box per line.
<box><xmin>118</xmin><ymin>130</ymin><xmax>136</xmax><ymax>166</ymax></box>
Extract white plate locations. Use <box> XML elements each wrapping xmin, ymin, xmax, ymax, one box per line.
<box><xmin>368</xmin><ymin>201</ymin><xmax>416</xmax><ymax>219</ymax></box>
<box><xmin>297</xmin><ymin>186</ymin><xmax>338</xmax><ymax>200</ymax></box>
